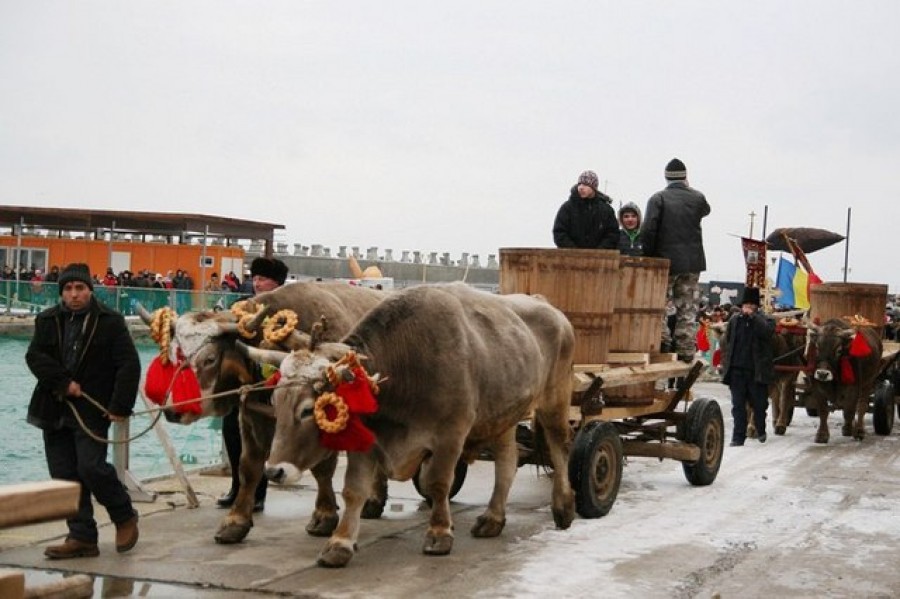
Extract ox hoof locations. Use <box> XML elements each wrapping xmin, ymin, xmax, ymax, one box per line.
<box><xmin>854</xmin><ymin>430</ymin><xmax>865</xmax><ymax>441</ymax></box>
<box><xmin>553</xmin><ymin>502</ymin><xmax>575</xmax><ymax>530</ymax></box>
<box><xmin>471</xmin><ymin>515</ymin><xmax>506</xmax><ymax>538</ymax></box>
<box><xmin>215</xmin><ymin>522</ymin><xmax>252</xmax><ymax>544</ymax></box>
<box><xmin>775</xmin><ymin>425</ymin><xmax>786</xmax><ymax>435</ymax></box>
<box><xmin>305</xmin><ymin>512</ymin><xmax>339</xmax><ymax>537</ymax></box>
<box><xmin>841</xmin><ymin>423</ymin><xmax>853</xmax><ymax>437</ymax></box>
<box><xmin>361</xmin><ymin>497</ymin><xmax>386</xmax><ymax>520</ymax></box>
<box><xmin>422</xmin><ymin>531</ymin><xmax>454</xmax><ymax>555</ymax></box>
<box><xmin>814</xmin><ymin>434</ymin><xmax>829</xmax><ymax>444</ymax></box>
<box><xmin>317</xmin><ymin>543</ymin><xmax>355</xmax><ymax>568</ymax></box>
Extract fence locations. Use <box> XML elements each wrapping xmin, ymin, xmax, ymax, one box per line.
<box><xmin>1</xmin><ymin>280</ymin><xmax>247</xmax><ymax>315</ymax></box>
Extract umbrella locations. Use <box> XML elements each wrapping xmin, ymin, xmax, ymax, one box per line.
<box><xmin>765</xmin><ymin>227</ymin><xmax>845</xmax><ymax>254</ymax></box>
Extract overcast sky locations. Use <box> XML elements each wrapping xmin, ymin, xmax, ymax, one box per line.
<box><xmin>2</xmin><ymin>2</ymin><xmax>899</xmax><ymax>290</ymax></box>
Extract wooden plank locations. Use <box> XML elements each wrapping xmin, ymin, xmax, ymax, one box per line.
<box><xmin>573</xmin><ymin>364</ymin><xmax>611</xmax><ymax>373</ymax></box>
<box><xmin>21</xmin><ymin>574</ymin><xmax>93</xmax><ymax>598</ymax></box>
<box><xmin>0</xmin><ymin>480</ymin><xmax>79</xmax><ymax>529</ymax></box>
<box><xmin>573</xmin><ymin>362</ymin><xmax>693</xmax><ymax>392</ymax></box>
<box><xmin>606</xmin><ymin>352</ymin><xmax>650</xmax><ymax>365</ymax></box>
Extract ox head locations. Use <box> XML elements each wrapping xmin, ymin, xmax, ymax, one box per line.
<box><xmin>253</xmin><ymin>342</ymin><xmax>356</xmax><ymax>485</ymax></box>
<box><xmin>807</xmin><ymin>320</ymin><xmax>855</xmax><ymax>383</ymax></box>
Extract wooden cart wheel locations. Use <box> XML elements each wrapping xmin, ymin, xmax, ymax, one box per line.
<box><xmin>872</xmin><ymin>380</ymin><xmax>895</xmax><ymax>436</ymax></box>
<box><xmin>568</xmin><ymin>421</ymin><xmax>623</xmax><ymax>519</ymax></box>
<box><xmin>412</xmin><ymin>458</ymin><xmax>469</xmax><ymax>504</ymax></box>
<box><xmin>681</xmin><ymin>397</ymin><xmax>724</xmax><ymax>486</ymax></box>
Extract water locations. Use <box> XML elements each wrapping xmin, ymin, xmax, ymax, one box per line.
<box><xmin>0</xmin><ymin>337</ymin><xmax>223</xmax><ymax>484</ymax></box>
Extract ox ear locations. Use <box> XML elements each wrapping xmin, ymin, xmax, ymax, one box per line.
<box><xmin>281</xmin><ymin>330</ymin><xmax>313</xmax><ymax>352</ymax></box>
<box><xmin>237</xmin><ymin>340</ymin><xmax>289</xmax><ymax>367</ymax></box>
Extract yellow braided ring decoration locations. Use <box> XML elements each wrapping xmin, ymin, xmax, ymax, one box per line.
<box><xmin>843</xmin><ymin>314</ymin><xmax>875</xmax><ymax>328</ymax></box>
<box><xmin>314</xmin><ymin>392</ymin><xmax>349</xmax><ymax>434</ymax></box>
<box><xmin>263</xmin><ymin>309</ymin><xmax>299</xmax><ymax>344</ymax></box>
<box><xmin>230</xmin><ymin>300</ymin><xmax>255</xmax><ymax>319</ymax></box>
<box><xmin>236</xmin><ymin>313</ymin><xmax>258</xmax><ymax>339</ymax></box>
<box><xmin>149</xmin><ymin>307</ymin><xmax>177</xmax><ymax>365</ymax></box>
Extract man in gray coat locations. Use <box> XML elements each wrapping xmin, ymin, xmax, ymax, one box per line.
<box><xmin>642</xmin><ymin>158</ymin><xmax>711</xmax><ymax>362</ymax></box>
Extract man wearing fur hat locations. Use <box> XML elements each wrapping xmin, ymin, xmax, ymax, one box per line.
<box><xmin>553</xmin><ymin>169</ymin><xmax>619</xmax><ymax>250</ymax></box>
<box><xmin>642</xmin><ymin>158</ymin><xmax>711</xmax><ymax>363</ymax></box>
<box><xmin>25</xmin><ymin>263</ymin><xmax>141</xmax><ymax>558</ymax></box>
<box><xmin>720</xmin><ymin>286</ymin><xmax>775</xmax><ymax>446</ymax></box>
<box><xmin>216</xmin><ymin>256</ymin><xmax>289</xmax><ymax>511</ymax></box>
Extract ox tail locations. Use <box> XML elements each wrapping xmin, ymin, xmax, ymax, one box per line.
<box><xmin>526</xmin><ymin>421</ymin><xmax>553</xmax><ymax>476</ymax></box>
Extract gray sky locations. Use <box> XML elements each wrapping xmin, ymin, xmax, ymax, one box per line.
<box><xmin>3</xmin><ymin>1</ymin><xmax>899</xmax><ymax>291</ymax></box>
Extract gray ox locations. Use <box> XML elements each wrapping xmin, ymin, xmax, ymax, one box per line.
<box><xmin>808</xmin><ymin>318</ymin><xmax>882</xmax><ymax>443</ymax></box>
<box><xmin>260</xmin><ymin>282</ymin><xmax>576</xmax><ymax>568</ymax></box>
<box><xmin>158</xmin><ymin>280</ymin><xmax>384</xmax><ymax>543</ymax></box>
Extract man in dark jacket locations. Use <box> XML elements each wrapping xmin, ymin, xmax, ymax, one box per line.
<box><xmin>720</xmin><ymin>287</ymin><xmax>775</xmax><ymax>446</ymax></box>
<box><xmin>552</xmin><ymin>170</ymin><xmax>619</xmax><ymax>249</ymax></box>
<box><xmin>25</xmin><ymin>263</ymin><xmax>141</xmax><ymax>559</ymax></box>
<box><xmin>642</xmin><ymin>158</ymin><xmax>711</xmax><ymax>362</ymax></box>
<box><xmin>216</xmin><ymin>256</ymin><xmax>289</xmax><ymax>512</ymax></box>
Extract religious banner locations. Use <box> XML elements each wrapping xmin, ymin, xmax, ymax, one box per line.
<box><xmin>741</xmin><ymin>237</ymin><xmax>767</xmax><ymax>288</ymax></box>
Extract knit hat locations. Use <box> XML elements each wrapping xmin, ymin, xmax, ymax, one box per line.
<box><xmin>250</xmin><ymin>257</ymin><xmax>289</xmax><ymax>286</ymax></box>
<box><xmin>57</xmin><ymin>263</ymin><xmax>94</xmax><ymax>293</ymax></box>
<box><xmin>577</xmin><ymin>170</ymin><xmax>599</xmax><ymax>190</ymax></box>
<box><xmin>739</xmin><ymin>286</ymin><xmax>761</xmax><ymax>307</ymax></box>
<box><xmin>665</xmin><ymin>158</ymin><xmax>687</xmax><ymax>180</ymax></box>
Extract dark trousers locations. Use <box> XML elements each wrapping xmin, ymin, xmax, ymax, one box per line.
<box><xmin>43</xmin><ymin>425</ymin><xmax>135</xmax><ymax>543</ymax></box>
<box><xmin>222</xmin><ymin>408</ymin><xmax>267</xmax><ymax>501</ymax></box>
<box><xmin>729</xmin><ymin>368</ymin><xmax>769</xmax><ymax>443</ymax></box>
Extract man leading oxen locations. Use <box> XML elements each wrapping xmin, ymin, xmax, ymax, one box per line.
<box><xmin>142</xmin><ymin>280</ymin><xmax>384</xmax><ymax>543</ymax></box>
<box><xmin>807</xmin><ymin>318</ymin><xmax>882</xmax><ymax>443</ymax></box>
<box><xmin>259</xmin><ymin>282</ymin><xmax>576</xmax><ymax>568</ymax></box>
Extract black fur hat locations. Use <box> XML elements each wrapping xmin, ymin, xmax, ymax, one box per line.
<box><xmin>250</xmin><ymin>257</ymin><xmax>288</xmax><ymax>286</ymax></box>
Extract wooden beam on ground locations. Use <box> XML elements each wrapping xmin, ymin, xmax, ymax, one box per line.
<box><xmin>622</xmin><ymin>440</ymin><xmax>701</xmax><ymax>462</ymax></box>
<box><xmin>22</xmin><ymin>574</ymin><xmax>93</xmax><ymax>598</ymax></box>
<box><xmin>0</xmin><ymin>569</ymin><xmax>24</xmax><ymax>599</ymax></box>
<box><xmin>0</xmin><ymin>480</ymin><xmax>79</xmax><ymax>529</ymax></box>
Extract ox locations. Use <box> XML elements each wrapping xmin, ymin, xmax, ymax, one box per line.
<box><xmin>261</xmin><ymin>282</ymin><xmax>576</xmax><ymax>568</ymax></box>
<box><xmin>807</xmin><ymin>318</ymin><xmax>882</xmax><ymax>443</ymax></box>
<box><xmin>151</xmin><ymin>280</ymin><xmax>384</xmax><ymax>543</ymax></box>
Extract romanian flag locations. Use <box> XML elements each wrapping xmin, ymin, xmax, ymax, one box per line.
<box><xmin>774</xmin><ymin>255</ymin><xmax>823</xmax><ymax>310</ymax></box>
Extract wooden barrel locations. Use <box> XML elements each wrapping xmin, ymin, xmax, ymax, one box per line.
<box><xmin>605</xmin><ymin>256</ymin><xmax>670</xmax><ymax>404</ymax></box>
<box><xmin>809</xmin><ymin>282</ymin><xmax>888</xmax><ymax>336</ymax></box>
<box><xmin>499</xmin><ymin>248</ymin><xmax>620</xmax><ymax>365</ymax></box>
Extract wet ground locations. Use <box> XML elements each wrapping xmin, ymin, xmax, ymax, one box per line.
<box><xmin>2</xmin><ymin>381</ymin><xmax>900</xmax><ymax>598</ymax></box>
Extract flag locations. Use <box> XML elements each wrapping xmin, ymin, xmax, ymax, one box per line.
<box><xmin>774</xmin><ymin>254</ymin><xmax>823</xmax><ymax>310</ymax></box>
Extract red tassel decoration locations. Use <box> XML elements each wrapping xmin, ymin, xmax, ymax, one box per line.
<box><xmin>143</xmin><ymin>356</ymin><xmax>202</xmax><ymax>414</ymax></box>
<box><xmin>840</xmin><ymin>356</ymin><xmax>856</xmax><ymax>385</ymax></box>
<box><xmin>849</xmin><ymin>332</ymin><xmax>872</xmax><ymax>358</ymax></box>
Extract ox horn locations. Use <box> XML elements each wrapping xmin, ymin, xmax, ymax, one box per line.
<box><xmin>136</xmin><ymin>302</ymin><xmax>155</xmax><ymax>326</ymax></box>
<box><xmin>309</xmin><ymin>316</ymin><xmax>329</xmax><ymax>351</ymax></box>
<box><xmin>280</xmin><ymin>329</ymin><xmax>313</xmax><ymax>352</ymax></box>
<box><xmin>241</xmin><ymin>303</ymin><xmax>270</xmax><ymax>336</ymax></box>
<box><xmin>237</xmin><ymin>340</ymin><xmax>289</xmax><ymax>367</ymax></box>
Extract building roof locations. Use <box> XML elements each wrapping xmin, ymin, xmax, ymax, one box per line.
<box><xmin>0</xmin><ymin>205</ymin><xmax>284</xmax><ymax>252</ymax></box>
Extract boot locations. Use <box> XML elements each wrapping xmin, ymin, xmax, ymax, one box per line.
<box><xmin>44</xmin><ymin>537</ymin><xmax>99</xmax><ymax>559</ymax></box>
<box><xmin>115</xmin><ymin>513</ymin><xmax>139</xmax><ymax>553</ymax></box>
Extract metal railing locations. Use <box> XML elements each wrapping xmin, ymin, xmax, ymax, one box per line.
<box><xmin>1</xmin><ymin>280</ymin><xmax>248</xmax><ymax>315</ymax></box>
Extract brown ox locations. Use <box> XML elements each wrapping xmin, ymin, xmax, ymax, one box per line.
<box><xmin>262</xmin><ymin>282</ymin><xmax>576</xmax><ymax>568</ymax></box>
<box><xmin>161</xmin><ymin>281</ymin><xmax>384</xmax><ymax>543</ymax></box>
<box><xmin>808</xmin><ymin>318</ymin><xmax>882</xmax><ymax>443</ymax></box>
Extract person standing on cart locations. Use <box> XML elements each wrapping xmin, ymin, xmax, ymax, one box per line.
<box><xmin>721</xmin><ymin>286</ymin><xmax>775</xmax><ymax>446</ymax></box>
<box><xmin>552</xmin><ymin>170</ymin><xmax>620</xmax><ymax>249</ymax></box>
<box><xmin>642</xmin><ymin>158</ymin><xmax>711</xmax><ymax>362</ymax></box>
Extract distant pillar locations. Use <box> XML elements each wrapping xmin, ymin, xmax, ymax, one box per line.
<box><xmin>276</xmin><ymin>243</ymin><xmax>288</xmax><ymax>254</ymax></box>
<box><xmin>441</xmin><ymin>252</ymin><xmax>451</xmax><ymax>266</ymax></box>
<box><xmin>366</xmin><ymin>247</ymin><xmax>378</xmax><ymax>260</ymax></box>
<box><xmin>293</xmin><ymin>243</ymin><xmax>302</xmax><ymax>255</ymax></box>
<box><xmin>323</xmin><ymin>247</ymin><xmax>332</xmax><ymax>257</ymax></box>
<box><xmin>471</xmin><ymin>254</ymin><xmax>481</xmax><ymax>268</ymax></box>
<box><xmin>352</xmin><ymin>246</ymin><xmax>361</xmax><ymax>258</ymax></box>
<box><xmin>413</xmin><ymin>251</ymin><xmax>422</xmax><ymax>264</ymax></box>
<box><xmin>428</xmin><ymin>252</ymin><xmax>438</xmax><ymax>265</ymax></box>
<box><xmin>487</xmin><ymin>254</ymin><xmax>499</xmax><ymax>268</ymax></box>
<box><xmin>459</xmin><ymin>252</ymin><xmax>469</xmax><ymax>267</ymax></box>
<box><xmin>401</xmin><ymin>250</ymin><xmax>411</xmax><ymax>263</ymax></box>
<box><xmin>384</xmin><ymin>248</ymin><xmax>394</xmax><ymax>262</ymax></box>
<box><xmin>311</xmin><ymin>244</ymin><xmax>323</xmax><ymax>257</ymax></box>
<box><xmin>338</xmin><ymin>246</ymin><xmax>347</xmax><ymax>258</ymax></box>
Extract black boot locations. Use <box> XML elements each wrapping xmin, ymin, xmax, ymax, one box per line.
<box><xmin>216</xmin><ymin>489</ymin><xmax>237</xmax><ymax>508</ymax></box>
